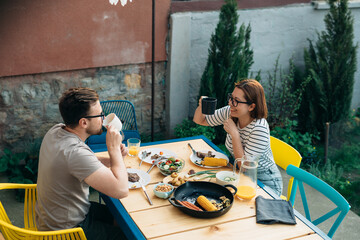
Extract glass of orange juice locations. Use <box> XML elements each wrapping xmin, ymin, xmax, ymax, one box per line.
<box><xmin>127</xmin><ymin>138</ymin><xmax>141</xmax><ymax>157</ymax></box>
<box><xmin>233</xmin><ymin>155</ymin><xmax>259</xmax><ymax>200</ymax></box>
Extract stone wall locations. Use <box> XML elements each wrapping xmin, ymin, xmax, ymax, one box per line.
<box><xmin>0</xmin><ymin>62</ymin><xmax>166</xmax><ymax>152</ymax></box>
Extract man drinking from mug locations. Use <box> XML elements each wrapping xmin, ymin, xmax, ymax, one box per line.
<box><xmin>36</xmin><ymin>87</ymin><xmax>129</xmax><ymax>240</ymax></box>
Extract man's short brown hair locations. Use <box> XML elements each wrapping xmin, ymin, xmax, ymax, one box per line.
<box><xmin>235</xmin><ymin>79</ymin><xmax>268</xmax><ymax>119</ymax></box>
<box><xmin>59</xmin><ymin>88</ymin><xmax>99</xmax><ymax>128</ymax></box>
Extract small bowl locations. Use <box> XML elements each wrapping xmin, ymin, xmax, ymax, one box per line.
<box><xmin>216</xmin><ymin>171</ymin><xmax>239</xmax><ymax>186</ymax></box>
<box><xmin>156</xmin><ymin>157</ymin><xmax>185</xmax><ymax>176</ymax></box>
<box><xmin>153</xmin><ymin>183</ymin><xmax>174</xmax><ymax>199</ymax></box>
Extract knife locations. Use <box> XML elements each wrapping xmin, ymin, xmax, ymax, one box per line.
<box><xmin>139</xmin><ymin>177</ymin><xmax>153</xmax><ymax>205</ymax></box>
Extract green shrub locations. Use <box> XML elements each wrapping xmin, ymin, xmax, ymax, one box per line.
<box><xmin>198</xmin><ymin>0</ymin><xmax>257</xmax><ymax>144</ymax></box>
<box><xmin>174</xmin><ymin>119</ymin><xmax>216</xmax><ymax>141</ymax></box>
<box><xmin>271</xmin><ymin>119</ymin><xmax>320</xmax><ymax>164</ymax></box>
<box><xmin>329</xmin><ymin>142</ymin><xmax>360</xmax><ymax>173</ymax></box>
<box><xmin>0</xmin><ymin>139</ymin><xmax>41</xmax><ymax>201</ymax></box>
<box><xmin>308</xmin><ymin>159</ymin><xmax>344</xmax><ymax>187</ymax></box>
<box><xmin>300</xmin><ymin>0</ymin><xmax>358</xmax><ymax>135</ymax></box>
<box><xmin>263</xmin><ymin>56</ymin><xmax>310</xmax><ymax>129</ymax></box>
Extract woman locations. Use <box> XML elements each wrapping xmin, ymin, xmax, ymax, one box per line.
<box><xmin>193</xmin><ymin>79</ymin><xmax>283</xmax><ymax>195</ymax></box>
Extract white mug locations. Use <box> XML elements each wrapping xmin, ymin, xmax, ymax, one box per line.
<box><xmin>103</xmin><ymin>113</ymin><xmax>123</xmax><ymax>131</ymax></box>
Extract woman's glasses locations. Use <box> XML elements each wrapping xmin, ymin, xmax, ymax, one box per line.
<box><xmin>227</xmin><ymin>93</ymin><xmax>251</xmax><ymax>107</ymax></box>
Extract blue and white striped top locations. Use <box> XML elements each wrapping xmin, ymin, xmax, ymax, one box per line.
<box><xmin>205</xmin><ymin>106</ymin><xmax>275</xmax><ymax>171</ymax></box>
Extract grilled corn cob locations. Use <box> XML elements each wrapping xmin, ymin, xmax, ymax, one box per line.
<box><xmin>197</xmin><ymin>195</ymin><xmax>217</xmax><ymax>211</ymax></box>
<box><xmin>201</xmin><ymin>157</ymin><xmax>227</xmax><ymax>167</ymax></box>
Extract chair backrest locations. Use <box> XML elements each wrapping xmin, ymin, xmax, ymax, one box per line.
<box><xmin>286</xmin><ymin>164</ymin><xmax>350</xmax><ymax>238</ymax></box>
<box><xmin>101</xmin><ymin>100</ymin><xmax>138</xmax><ymax>131</ymax></box>
<box><xmin>0</xmin><ymin>183</ymin><xmax>87</xmax><ymax>240</ymax></box>
<box><xmin>86</xmin><ymin>100</ymin><xmax>141</xmax><ymax>152</ymax></box>
<box><xmin>270</xmin><ymin>136</ymin><xmax>302</xmax><ymax>199</ymax></box>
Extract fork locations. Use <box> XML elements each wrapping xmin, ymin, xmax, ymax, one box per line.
<box><xmin>188</xmin><ymin>143</ymin><xmax>197</xmax><ymax>156</ymax></box>
<box><xmin>146</xmin><ymin>157</ymin><xmax>164</xmax><ymax>173</ymax></box>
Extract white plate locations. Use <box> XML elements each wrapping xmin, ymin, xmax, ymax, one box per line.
<box><xmin>138</xmin><ymin>148</ymin><xmax>177</xmax><ymax>164</ymax></box>
<box><xmin>190</xmin><ymin>150</ymin><xmax>229</xmax><ymax>168</ymax></box>
<box><xmin>127</xmin><ymin>168</ymin><xmax>151</xmax><ymax>189</ymax></box>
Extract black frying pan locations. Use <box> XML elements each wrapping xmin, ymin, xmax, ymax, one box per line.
<box><xmin>168</xmin><ymin>181</ymin><xmax>237</xmax><ymax>218</ymax></box>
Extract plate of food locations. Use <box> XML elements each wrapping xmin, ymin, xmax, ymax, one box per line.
<box><xmin>127</xmin><ymin>168</ymin><xmax>151</xmax><ymax>189</ymax></box>
<box><xmin>138</xmin><ymin>148</ymin><xmax>177</xmax><ymax>165</ymax></box>
<box><xmin>190</xmin><ymin>150</ymin><xmax>229</xmax><ymax>168</ymax></box>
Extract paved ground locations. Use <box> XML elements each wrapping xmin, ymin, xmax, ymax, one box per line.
<box><xmin>1</xmin><ymin>171</ymin><xmax>359</xmax><ymax>239</ymax></box>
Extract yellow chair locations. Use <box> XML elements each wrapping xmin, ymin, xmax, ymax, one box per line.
<box><xmin>0</xmin><ymin>183</ymin><xmax>87</xmax><ymax>240</ymax></box>
<box><xmin>270</xmin><ymin>136</ymin><xmax>302</xmax><ymax>200</ymax></box>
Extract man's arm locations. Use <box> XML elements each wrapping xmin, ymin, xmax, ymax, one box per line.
<box><xmin>85</xmin><ymin>126</ymin><xmax>129</xmax><ymax>199</ymax></box>
<box><xmin>97</xmin><ymin>143</ymin><xmax>128</xmax><ymax>167</ymax></box>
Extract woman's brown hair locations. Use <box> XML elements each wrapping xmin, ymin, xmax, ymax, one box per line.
<box><xmin>235</xmin><ymin>79</ymin><xmax>267</xmax><ymax>119</ymax></box>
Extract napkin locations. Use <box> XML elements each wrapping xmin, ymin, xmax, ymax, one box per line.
<box><xmin>255</xmin><ymin>196</ymin><xmax>296</xmax><ymax>225</ymax></box>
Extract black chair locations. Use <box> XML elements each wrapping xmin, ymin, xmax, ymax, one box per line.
<box><xmin>86</xmin><ymin>100</ymin><xmax>140</xmax><ymax>152</ymax></box>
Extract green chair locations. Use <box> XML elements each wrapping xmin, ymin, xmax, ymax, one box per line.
<box><xmin>286</xmin><ymin>164</ymin><xmax>350</xmax><ymax>238</ymax></box>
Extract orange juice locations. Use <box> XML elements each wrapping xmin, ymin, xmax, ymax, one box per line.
<box><xmin>236</xmin><ymin>185</ymin><xmax>256</xmax><ymax>200</ymax></box>
<box><xmin>129</xmin><ymin>146</ymin><xmax>139</xmax><ymax>156</ymax></box>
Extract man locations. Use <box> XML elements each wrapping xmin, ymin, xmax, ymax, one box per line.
<box><xmin>35</xmin><ymin>87</ymin><xmax>129</xmax><ymax>240</ymax></box>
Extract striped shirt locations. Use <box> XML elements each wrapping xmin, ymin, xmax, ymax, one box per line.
<box><xmin>205</xmin><ymin>106</ymin><xmax>275</xmax><ymax>171</ymax></box>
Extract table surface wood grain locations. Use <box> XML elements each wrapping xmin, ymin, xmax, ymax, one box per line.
<box><xmin>96</xmin><ymin>138</ymin><xmax>324</xmax><ymax>240</ymax></box>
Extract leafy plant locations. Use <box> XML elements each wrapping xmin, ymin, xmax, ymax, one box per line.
<box><xmin>271</xmin><ymin>119</ymin><xmax>320</xmax><ymax>164</ymax></box>
<box><xmin>329</xmin><ymin>142</ymin><xmax>360</xmax><ymax>173</ymax></box>
<box><xmin>198</xmin><ymin>0</ymin><xmax>257</xmax><ymax>144</ymax></box>
<box><xmin>308</xmin><ymin>159</ymin><xmax>345</xmax><ymax>189</ymax></box>
<box><xmin>174</xmin><ymin>119</ymin><xmax>216</xmax><ymax>141</ymax></box>
<box><xmin>0</xmin><ymin>149</ymin><xmax>31</xmax><ymax>184</ymax></box>
<box><xmin>199</xmin><ymin>0</ymin><xmax>255</xmax><ymax>107</ymax></box>
<box><xmin>299</xmin><ymin>0</ymin><xmax>358</xmax><ymax>135</ymax></box>
<box><xmin>0</xmin><ymin>139</ymin><xmax>41</xmax><ymax>201</ymax></box>
<box><xmin>263</xmin><ymin>56</ymin><xmax>310</xmax><ymax>129</ymax></box>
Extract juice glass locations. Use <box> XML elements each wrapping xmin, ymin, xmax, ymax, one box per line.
<box><xmin>127</xmin><ymin>138</ymin><xmax>141</xmax><ymax>157</ymax></box>
<box><xmin>233</xmin><ymin>155</ymin><xmax>259</xmax><ymax>200</ymax></box>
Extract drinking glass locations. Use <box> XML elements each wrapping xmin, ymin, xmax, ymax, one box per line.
<box><xmin>127</xmin><ymin>138</ymin><xmax>141</xmax><ymax>157</ymax></box>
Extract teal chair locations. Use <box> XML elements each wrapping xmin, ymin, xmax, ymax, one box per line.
<box><xmin>286</xmin><ymin>164</ymin><xmax>350</xmax><ymax>238</ymax></box>
<box><xmin>86</xmin><ymin>100</ymin><xmax>140</xmax><ymax>152</ymax></box>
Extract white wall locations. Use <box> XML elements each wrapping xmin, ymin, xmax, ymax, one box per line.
<box><xmin>166</xmin><ymin>3</ymin><xmax>360</xmax><ymax>136</ymax></box>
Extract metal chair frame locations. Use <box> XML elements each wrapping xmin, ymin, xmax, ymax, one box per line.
<box><xmin>0</xmin><ymin>183</ymin><xmax>87</xmax><ymax>240</ymax></box>
<box><xmin>286</xmin><ymin>164</ymin><xmax>350</xmax><ymax>238</ymax></box>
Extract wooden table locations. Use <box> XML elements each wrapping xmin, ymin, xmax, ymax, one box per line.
<box><xmin>95</xmin><ymin>136</ymin><xmax>329</xmax><ymax>240</ymax></box>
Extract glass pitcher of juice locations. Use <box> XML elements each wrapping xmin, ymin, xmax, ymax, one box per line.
<box><xmin>233</xmin><ymin>155</ymin><xmax>259</xmax><ymax>200</ymax></box>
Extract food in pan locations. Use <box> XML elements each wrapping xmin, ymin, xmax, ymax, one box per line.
<box><xmin>196</xmin><ymin>195</ymin><xmax>231</xmax><ymax>211</ymax></box>
<box><xmin>178</xmin><ymin>201</ymin><xmax>203</xmax><ymax>211</ymax></box>
<box><xmin>128</xmin><ymin>173</ymin><xmax>140</xmax><ymax>182</ymax></box>
<box><xmin>197</xmin><ymin>195</ymin><xmax>218</xmax><ymax>211</ymax></box>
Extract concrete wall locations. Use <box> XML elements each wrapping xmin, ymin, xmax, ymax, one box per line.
<box><xmin>167</xmin><ymin>3</ymin><xmax>360</xmax><ymax>136</ymax></box>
